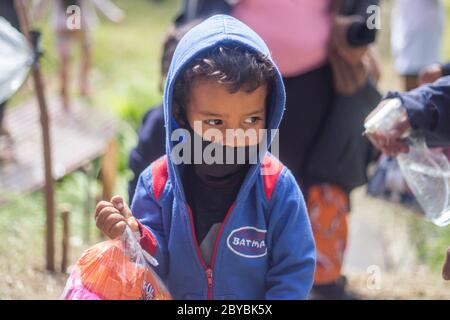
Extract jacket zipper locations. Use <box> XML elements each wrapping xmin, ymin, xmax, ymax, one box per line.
<box><xmin>186</xmin><ymin>203</ymin><xmax>235</xmax><ymax>300</ymax></box>
<box><xmin>206</xmin><ymin>268</ymin><xmax>213</xmax><ymax>299</ymax></box>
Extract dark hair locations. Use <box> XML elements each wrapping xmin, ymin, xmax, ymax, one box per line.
<box><xmin>173</xmin><ymin>44</ymin><xmax>276</xmax><ymax>109</ymax></box>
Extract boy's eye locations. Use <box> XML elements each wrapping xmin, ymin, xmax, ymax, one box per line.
<box><xmin>244</xmin><ymin>116</ymin><xmax>261</xmax><ymax>124</ymax></box>
<box><xmin>204</xmin><ymin>119</ymin><xmax>223</xmax><ymax>126</ymax></box>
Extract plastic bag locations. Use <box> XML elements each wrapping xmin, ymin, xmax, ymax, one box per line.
<box><xmin>62</xmin><ymin>226</ymin><xmax>172</xmax><ymax>300</ymax></box>
<box><xmin>367</xmin><ymin>155</ymin><xmax>417</xmax><ymax>208</ymax></box>
<box><xmin>365</xmin><ymin>98</ymin><xmax>450</xmax><ymax>226</ymax></box>
<box><xmin>0</xmin><ymin>17</ymin><xmax>33</xmax><ymax>104</ymax></box>
<box><xmin>397</xmin><ymin>139</ymin><xmax>450</xmax><ymax>226</ymax></box>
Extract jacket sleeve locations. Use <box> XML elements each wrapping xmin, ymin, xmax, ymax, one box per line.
<box><xmin>265</xmin><ymin>169</ymin><xmax>316</xmax><ymax>300</ymax></box>
<box><xmin>131</xmin><ymin>166</ymin><xmax>169</xmax><ymax>280</ymax></box>
<box><xmin>385</xmin><ymin>76</ymin><xmax>450</xmax><ymax>147</ymax></box>
<box><xmin>128</xmin><ymin>105</ymin><xmax>165</xmax><ymax>202</ymax></box>
<box><xmin>442</xmin><ymin>63</ymin><xmax>450</xmax><ymax>77</ymax></box>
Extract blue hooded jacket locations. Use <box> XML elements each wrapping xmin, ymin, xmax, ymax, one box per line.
<box><xmin>131</xmin><ymin>14</ymin><xmax>316</xmax><ymax>300</ymax></box>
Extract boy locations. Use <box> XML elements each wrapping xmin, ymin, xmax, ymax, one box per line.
<box><xmin>95</xmin><ymin>15</ymin><xmax>316</xmax><ymax>300</ymax></box>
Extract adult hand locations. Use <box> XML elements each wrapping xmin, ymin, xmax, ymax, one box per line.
<box><xmin>365</xmin><ymin>99</ymin><xmax>411</xmax><ymax>157</ymax></box>
<box><xmin>419</xmin><ymin>63</ymin><xmax>443</xmax><ymax>85</ymax></box>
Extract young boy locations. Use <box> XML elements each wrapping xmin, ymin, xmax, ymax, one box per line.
<box><xmin>95</xmin><ymin>15</ymin><xmax>315</xmax><ymax>300</ymax></box>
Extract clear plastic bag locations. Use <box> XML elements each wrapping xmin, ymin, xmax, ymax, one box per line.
<box><xmin>0</xmin><ymin>17</ymin><xmax>33</xmax><ymax>104</ymax></box>
<box><xmin>62</xmin><ymin>226</ymin><xmax>172</xmax><ymax>300</ymax></box>
<box><xmin>365</xmin><ymin>98</ymin><xmax>450</xmax><ymax>226</ymax></box>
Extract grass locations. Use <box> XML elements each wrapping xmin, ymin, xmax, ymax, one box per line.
<box><xmin>1</xmin><ymin>0</ymin><xmax>450</xmax><ymax>298</ymax></box>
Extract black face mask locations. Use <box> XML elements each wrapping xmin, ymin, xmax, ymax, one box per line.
<box><xmin>182</xmin><ymin>121</ymin><xmax>259</xmax><ymax>185</ymax></box>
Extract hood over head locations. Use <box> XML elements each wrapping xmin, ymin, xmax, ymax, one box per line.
<box><xmin>163</xmin><ymin>14</ymin><xmax>286</xmax><ymax>201</ymax></box>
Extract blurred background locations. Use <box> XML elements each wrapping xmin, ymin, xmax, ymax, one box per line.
<box><xmin>1</xmin><ymin>0</ymin><xmax>450</xmax><ymax>299</ymax></box>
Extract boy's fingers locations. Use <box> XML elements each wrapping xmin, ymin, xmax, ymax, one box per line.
<box><xmin>108</xmin><ymin>221</ymin><xmax>127</xmax><ymax>239</ymax></box>
<box><xmin>95</xmin><ymin>201</ymin><xmax>114</xmax><ymax>218</ymax></box>
<box><xmin>95</xmin><ymin>207</ymin><xmax>121</xmax><ymax>229</ymax></box>
<box><xmin>121</xmin><ymin>201</ymin><xmax>133</xmax><ymax>219</ymax></box>
<box><xmin>126</xmin><ymin>216</ymin><xmax>140</xmax><ymax>233</ymax></box>
<box><xmin>111</xmin><ymin>195</ymin><xmax>133</xmax><ymax>218</ymax></box>
<box><xmin>111</xmin><ymin>195</ymin><xmax>125</xmax><ymax>211</ymax></box>
<box><xmin>104</xmin><ymin>214</ymin><xmax>127</xmax><ymax>237</ymax></box>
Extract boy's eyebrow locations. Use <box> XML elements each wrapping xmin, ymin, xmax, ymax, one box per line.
<box><xmin>243</xmin><ymin>107</ymin><xmax>265</xmax><ymax>116</ymax></box>
<box><xmin>198</xmin><ymin>111</ymin><xmax>224</xmax><ymax>117</ymax></box>
<box><xmin>198</xmin><ymin>107</ymin><xmax>265</xmax><ymax>117</ymax></box>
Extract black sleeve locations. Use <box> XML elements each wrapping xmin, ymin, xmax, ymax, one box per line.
<box><xmin>385</xmin><ymin>76</ymin><xmax>450</xmax><ymax>147</ymax></box>
<box><xmin>442</xmin><ymin>63</ymin><xmax>450</xmax><ymax>77</ymax></box>
<box><xmin>174</xmin><ymin>0</ymin><xmax>233</xmax><ymax>26</ymax></box>
<box><xmin>340</xmin><ymin>0</ymin><xmax>380</xmax><ymax>47</ymax></box>
<box><xmin>0</xmin><ymin>0</ymin><xmax>20</xmax><ymax>30</ymax></box>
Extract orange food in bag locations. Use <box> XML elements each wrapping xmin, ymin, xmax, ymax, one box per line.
<box><xmin>72</xmin><ymin>228</ymin><xmax>171</xmax><ymax>300</ymax></box>
<box><xmin>78</xmin><ymin>240</ymin><xmax>145</xmax><ymax>300</ymax></box>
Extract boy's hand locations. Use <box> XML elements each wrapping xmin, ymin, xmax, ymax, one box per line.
<box><xmin>443</xmin><ymin>247</ymin><xmax>450</xmax><ymax>280</ymax></box>
<box><xmin>365</xmin><ymin>99</ymin><xmax>411</xmax><ymax>157</ymax></box>
<box><xmin>419</xmin><ymin>64</ymin><xmax>443</xmax><ymax>85</ymax></box>
<box><xmin>95</xmin><ymin>195</ymin><xmax>139</xmax><ymax>239</ymax></box>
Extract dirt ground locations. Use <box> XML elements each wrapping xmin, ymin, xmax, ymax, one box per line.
<box><xmin>347</xmin><ymin>271</ymin><xmax>450</xmax><ymax>300</ymax></box>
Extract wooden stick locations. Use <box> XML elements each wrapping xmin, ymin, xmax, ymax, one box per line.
<box><xmin>101</xmin><ymin>138</ymin><xmax>118</xmax><ymax>201</ymax></box>
<box><xmin>82</xmin><ymin>163</ymin><xmax>94</xmax><ymax>243</ymax></box>
<box><xmin>61</xmin><ymin>206</ymin><xmax>70</xmax><ymax>273</ymax></box>
<box><xmin>14</xmin><ymin>0</ymin><xmax>56</xmax><ymax>272</ymax></box>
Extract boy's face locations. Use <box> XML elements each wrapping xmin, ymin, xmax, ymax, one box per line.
<box><xmin>183</xmin><ymin>79</ymin><xmax>267</xmax><ymax>147</ymax></box>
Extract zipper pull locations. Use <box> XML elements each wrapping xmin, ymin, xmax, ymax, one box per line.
<box><xmin>206</xmin><ymin>268</ymin><xmax>213</xmax><ymax>288</ymax></box>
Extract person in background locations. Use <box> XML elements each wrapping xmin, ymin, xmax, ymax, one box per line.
<box><xmin>34</xmin><ymin>0</ymin><xmax>124</xmax><ymax>109</ymax></box>
<box><xmin>234</xmin><ymin>0</ymin><xmax>381</xmax><ymax>299</ymax></box>
<box><xmin>365</xmin><ymin>76</ymin><xmax>450</xmax><ymax>281</ymax></box>
<box><xmin>391</xmin><ymin>0</ymin><xmax>446</xmax><ymax>91</ymax></box>
<box><xmin>419</xmin><ymin>62</ymin><xmax>450</xmax><ymax>86</ymax></box>
<box><xmin>302</xmin><ymin>0</ymin><xmax>381</xmax><ymax>299</ymax></box>
<box><xmin>174</xmin><ymin>0</ymin><xmax>233</xmax><ymax>25</ymax></box>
